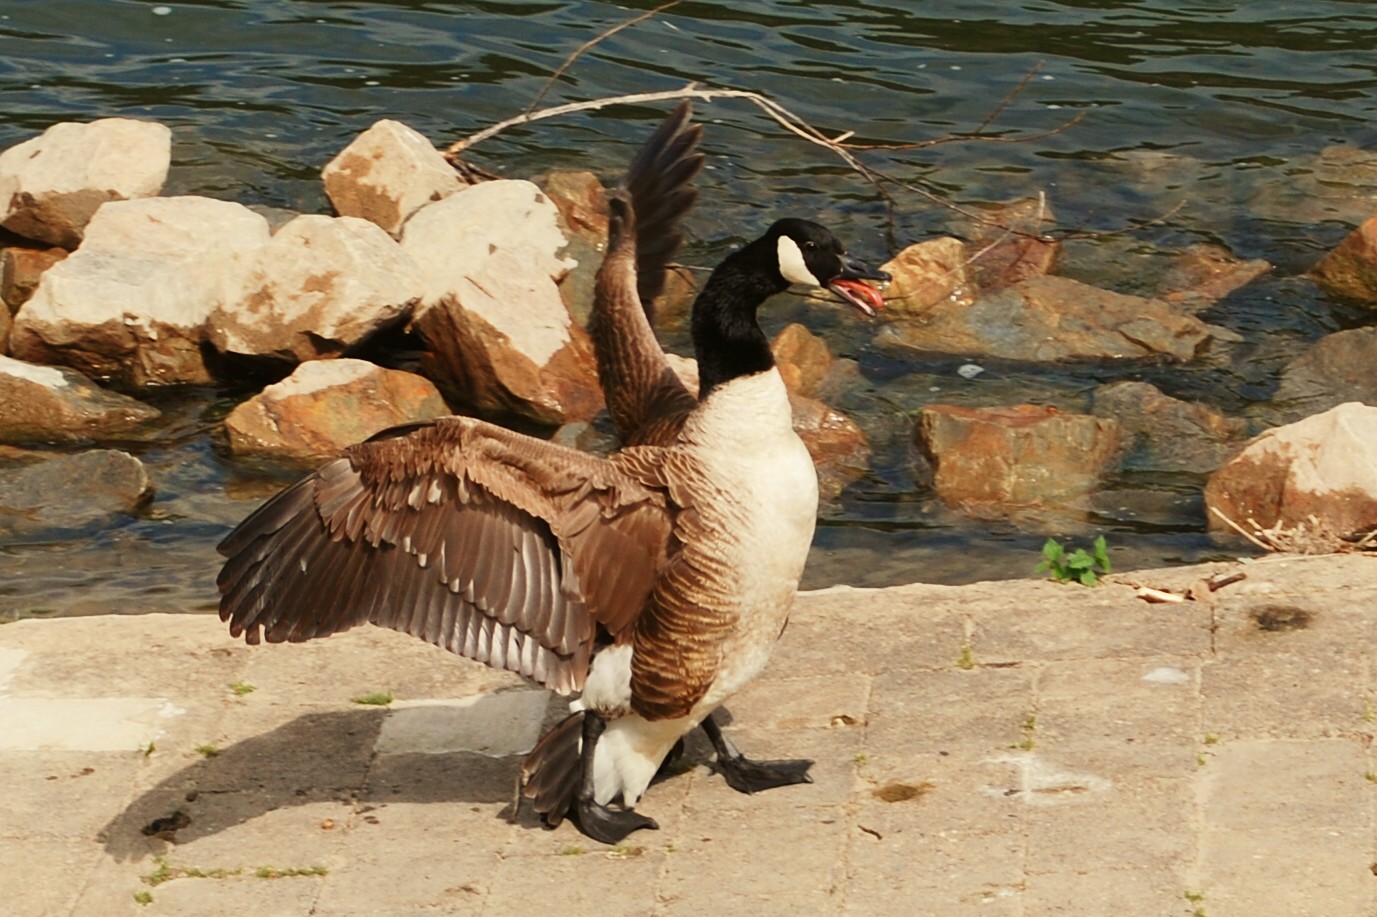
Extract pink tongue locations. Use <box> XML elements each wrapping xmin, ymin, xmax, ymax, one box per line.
<box><xmin>833</xmin><ymin>278</ymin><xmax>885</xmax><ymax>312</ymax></box>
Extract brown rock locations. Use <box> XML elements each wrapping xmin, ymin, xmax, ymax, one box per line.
<box><xmin>878</xmin><ymin>275</ymin><xmax>1226</xmax><ymax>363</ymax></box>
<box><xmin>1273</xmin><ymin>327</ymin><xmax>1377</xmax><ymax>423</ymax></box>
<box><xmin>0</xmin><ymin>449</ymin><xmax>151</xmax><ymax>535</ymax></box>
<box><xmin>322</xmin><ymin>119</ymin><xmax>464</xmax><ymax>238</ymax></box>
<box><xmin>1205</xmin><ymin>402</ymin><xmax>1377</xmax><ymax>538</ymax></box>
<box><xmin>916</xmin><ymin>404</ymin><xmax>1121</xmax><ymax>511</ymax></box>
<box><xmin>1092</xmin><ymin>381</ymin><xmax>1246</xmax><ymax>474</ymax></box>
<box><xmin>772</xmin><ymin>323</ymin><xmax>834</xmax><ymax>398</ymax></box>
<box><xmin>879</xmin><ymin>237</ymin><xmax>975</xmax><ymax>318</ymax></box>
<box><xmin>0</xmin><ymin>355</ymin><xmax>160</xmax><ymax>444</ymax></box>
<box><xmin>539</xmin><ymin>170</ymin><xmax>608</xmax><ymax>244</ymax></box>
<box><xmin>789</xmin><ymin>391</ymin><xmax>870</xmax><ymax>500</ymax></box>
<box><xmin>224</xmin><ymin>359</ymin><xmax>449</xmax><ymax>463</ymax></box>
<box><xmin>1</xmin><ymin>245</ymin><xmax>67</xmax><ymax>312</ymax></box>
<box><xmin>1157</xmin><ymin>244</ymin><xmax>1271</xmax><ymax>309</ymax></box>
<box><xmin>0</xmin><ymin>119</ymin><xmax>171</xmax><ymax>248</ymax></box>
<box><xmin>1312</xmin><ymin>215</ymin><xmax>1377</xmax><ymax>304</ymax></box>
<box><xmin>954</xmin><ymin>196</ymin><xmax>1060</xmax><ymax>291</ymax></box>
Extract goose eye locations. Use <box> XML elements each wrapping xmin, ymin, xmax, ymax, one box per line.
<box><xmin>803</xmin><ymin>240</ymin><xmax>816</xmax><ymax>251</ymax></box>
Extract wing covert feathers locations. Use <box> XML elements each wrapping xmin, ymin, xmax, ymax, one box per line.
<box><xmin>217</xmin><ymin>416</ymin><xmax>673</xmax><ymax>695</ymax></box>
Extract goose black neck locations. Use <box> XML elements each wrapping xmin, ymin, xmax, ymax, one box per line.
<box><xmin>691</xmin><ymin>243</ymin><xmax>788</xmax><ymax>398</ymax></box>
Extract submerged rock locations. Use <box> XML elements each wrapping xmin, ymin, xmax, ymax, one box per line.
<box><xmin>0</xmin><ymin>119</ymin><xmax>171</xmax><ymax>248</ymax></box>
<box><xmin>402</xmin><ymin>179</ymin><xmax>601</xmax><ymax>425</ymax></box>
<box><xmin>1091</xmin><ymin>381</ymin><xmax>1246</xmax><ymax>474</ymax></box>
<box><xmin>209</xmin><ymin>214</ymin><xmax>423</xmax><ymax>363</ymax></box>
<box><xmin>1154</xmin><ymin>243</ymin><xmax>1271</xmax><ymax>310</ymax></box>
<box><xmin>323</xmin><ymin>119</ymin><xmax>465</xmax><ymax>238</ymax></box>
<box><xmin>951</xmin><ymin>196</ymin><xmax>1060</xmax><ymax>292</ymax></box>
<box><xmin>224</xmin><ymin>359</ymin><xmax>449</xmax><ymax>463</ymax></box>
<box><xmin>877</xmin><ymin>275</ymin><xmax>1227</xmax><ymax>363</ymax></box>
<box><xmin>10</xmin><ymin>196</ymin><xmax>271</xmax><ymax>385</ymax></box>
<box><xmin>916</xmin><ymin>404</ymin><xmax>1121</xmax><ymax>513</ymax></box>
<box><xmin>1205</xmin><ymin>402</ymin><xmax>1377</xmax><ymax>539</ymax></box>
<box><xmin>772</xmin><ymin>323</ymin><xmax>834</xmax><ymax>399</ymax></box>
<box><xmin>1272</xmin><ymin>326</ymin><xmax>1377</xmax><ymax>423</ymax></box>
<box><xmin>0</xmin><ymin>449</ymin><xmax>151</xmax><ymax>535</ymax></box>
<box><xmin>0</xmin><ymin>355</ymin><xmax>160</xmax><ymax>444</ymax></box>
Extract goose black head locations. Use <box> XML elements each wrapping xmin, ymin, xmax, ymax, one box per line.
<box><xmin>765</xmin><ymin>219</ymin><xmax>891</xmax><ymax>317</ymax></box>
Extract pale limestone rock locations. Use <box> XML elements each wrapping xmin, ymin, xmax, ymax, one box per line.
<box><xmin>224</xmin><ymin>359</ymin><xmax>449</xmax><ymax>463</ymax></box>
<box><xmin>1205</xmin><ymin>402</ymin><xmax>1377</xmax><ymax>538</ymax></box>
<box><xmin>323</xmin><ymin>119</ymin><xmax>464</xmax><ymax>238</ymax></box>
<box><xmin>210</xmin><ymin>214</ymin><xmax>423</xmax><ymax>363</ymax></box>
<box><xmin>402</xmin><ymin>180</ymin><xmax>599</xmax><ymax>424</ymax></box>
<box><xmin>0</xmin><ymin>119</ymin><xmax>171</xmax><ymax>248</ymax></box>
<box><xmin>0</xmin><ymin>355</ymin><xmax>160</xmax><ymax>443</ymax></box>
<box><xmin>10</xmin><ymin>197</ymin><xmax>271</xmax><ymax>385</ymax></box>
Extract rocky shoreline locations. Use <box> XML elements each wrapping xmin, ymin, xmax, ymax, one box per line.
<box><xmin>1</xmin><ymin>114</ymin><xmax>1375</xmax><ymax>567</ymax></box>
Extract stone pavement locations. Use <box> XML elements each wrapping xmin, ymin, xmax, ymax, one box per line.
<box><xmin>3</xmin><ymin>553</ymin><xmax>1376</xmax><ymax>916</ymax></box>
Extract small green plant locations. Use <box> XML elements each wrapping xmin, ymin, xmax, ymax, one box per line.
<box><xmin>351</xmin><ymin>691</ymin><xmax>394</xmax><ymax>706</ymax></box>
<box><xmin>1036</xmin><ymin>536</ymin><xmax>1111</xmax><ymax>586</ymax></box>
<box><xmin>1365</xmin><ymin>771</ymin><xmax>1377</xmax><ymax>784</ymax></box>
<box><xmin>1203</xmin><ymin>733</ymin><xmax>1219</xmax><ymax>746</ymax></box>
<box><xmin>955</xmin><ymin>644</ymin><xmax>976</xmax><ymax>670</ymax></box>
<box><xmin>255</xmin><ymin>865</ymin><xmax>328</xmax><ymax>879</ymax></box>
<box><xmin>140</xmin><ymin>740</ymin><xmax>157</xmax><ymax>758</ymax></box>
<box><xmin>1364</xmin><ymin>699</ymin><xmax>1375</xmax><ymax>723</ymax></box>
<box><xmin>230</xmin><ymin>681</ymin><xmax>256</xmax><ymax>696</ymax></box>
<box><xmin>1014</xmin><ymin>713</ymin><xmax>1037</xmax><ymax>751</ymax></box>
<box><xmin>559</xmin><ymin>845</ymin><xmax>585</xmax><ymax>856</ymax></box>
<box><xmin>852</xmin><ymin>752</ymin><xmax>869</xmax><ymax>766</ymax></box>
<box><xmin>1183</xmin><ymin>889</ymin><xmax>1207</xmax><ymax>916</ymax></box>
<box><xmin>133</xmin><ymin>890</ymin><xmax>154</xmax><ymax>906</ymax></box>
<box><xmin>195</xmin><ymin>744</ymin><xmax>221</xmax><ymax>758</ymax></box>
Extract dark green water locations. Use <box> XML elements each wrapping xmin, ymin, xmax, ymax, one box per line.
<box><xmin>2</xmin><ymin>1</ymin><xmax>1376</xmax><ymax>617</ymax></box>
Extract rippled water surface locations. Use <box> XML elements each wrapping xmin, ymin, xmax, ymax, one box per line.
<box><xmin>3</xmin><ymin>0</ymin><xmax>1376</xmax><ymax>618</ymax></box>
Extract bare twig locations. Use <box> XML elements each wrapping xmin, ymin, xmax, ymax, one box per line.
<box><xmin>1209</xmin><ymin>506</ymin><xmax>1273</xmax><ymax>551</ymax></box>
<box><xmin>525</xmin><ymin>0</ymin><xmax>685</xmax><ymax>116</ymax></box>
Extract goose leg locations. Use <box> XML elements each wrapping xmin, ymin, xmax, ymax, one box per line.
<box><xmin>701</xmin><ymin>713</ymin><xmax>814</xmax><ymax>794</ymax></box>
<box><xmin>571</xmin><ymin>711</ymin><xmax>659</xmax><ymax>844</ymax></box>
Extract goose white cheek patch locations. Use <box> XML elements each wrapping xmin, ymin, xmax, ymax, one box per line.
<box><xmin>777</xmin><ymin>235</ymin><xmax>821</xmax><ymax>287</ymax></box>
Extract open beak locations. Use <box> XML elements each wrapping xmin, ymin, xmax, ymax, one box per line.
<box><xmin>827</xmin><ymin>255</ymin><xmax>891</xmax><ymax>317</ymax></box>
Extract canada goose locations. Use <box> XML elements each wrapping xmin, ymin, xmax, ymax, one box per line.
<box><xmin>216</xmin><ymin>103</ymin><xmax>889</xmax><ymax>844</ymax></box>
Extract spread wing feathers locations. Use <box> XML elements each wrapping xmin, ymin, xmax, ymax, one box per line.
<box><xmin>591</xmin><ymin>102</ymin><xmax>702</xmax><ymax>447</ymax></box>
<box><xmin>623</xmin><ymin>100</ymin><xmax>705</xmax><ymax>308</ymax></box>
<box><xmin>217</xmin><ymin>416</ymin><xmax>675</xmax><ymax>695</ymax></box>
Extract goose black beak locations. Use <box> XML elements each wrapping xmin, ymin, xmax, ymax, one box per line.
<box><xmin>827</xmin><ymin>255</ymin><xmax>891</xmax><ymax>317</ymax></box>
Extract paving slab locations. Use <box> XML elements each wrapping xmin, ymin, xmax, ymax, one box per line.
<box><xmin>2</xmin><ymin>553</ymin><xmax>1377</xmax><ymax>915</ymax></box>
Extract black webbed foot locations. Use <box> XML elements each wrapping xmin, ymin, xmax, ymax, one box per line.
<box><xmin>700</xmin><ymin>713</ymin><xmax>814</xmax><ymax>795</ymax></box>
<box><xmin>571</xmin><ymin>799</ymin><xmax>660</xmax><ymax>845</ymax></box>
<box><xmin>714</xmin><ymin>754</ymin><xmax>815</xmax><ymax>795</ymax></box>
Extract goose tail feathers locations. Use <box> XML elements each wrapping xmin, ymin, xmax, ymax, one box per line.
<box><xmin>519</xmin><ymin>711</ymin><xmax>584</xmax><ymax>827</ymax></box>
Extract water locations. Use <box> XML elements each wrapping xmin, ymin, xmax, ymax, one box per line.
<box><xmin>2</xmin><ymin>0</ymin><xmax>1376</xmax><ymax>618</ymax></box>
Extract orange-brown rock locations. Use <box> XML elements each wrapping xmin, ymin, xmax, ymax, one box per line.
<box><xmin>1204</xmin><ymin>402</ymin><xmax>1377</xmax><ymax>538</ymax></box>
<box><xmin>772</xmin><ymin>323</ymin><xmax>834</xmax><ymax>398</ymax></box>
<box><xmin>0</xmin><ymin>355</ymin><xmax>160</xmax><ymax>444</ymax></box>
<box><xmin>1</xmin><ymin>245</ymin><xmax>67</xmax><ymax>312</ymax></box>
<box><xmin>916</xmin><ymin>403</ymin><xmax>1121</xmax><ymax>511</ymax></box>
<box><xmin>1157</xmin><ymin>243</ymin><xmax>1270</xmax><ymax>309</ymax></box>
<box><xmin>1312</xmin><ymin>214</ymin><xmax>1377</xmax><ymax>304</ymax></box>
<box><xmin>539</xmin><ymin>170</ymin><xmax>608</xmax><ymax>244</ymax></box>
<box><xmin>789</xmin><ymin>391</ymin><xmax>870</xmax><ymax>500</ymax></box>
<box><xmin>224</xmin><ymin>359</ymin><xmax>449</xmax><ymax>464</ymax></box>
<box><xmin>879</xmin><ymin>237</ymin><xmax>974</xmax><ymax>318</ymax></box>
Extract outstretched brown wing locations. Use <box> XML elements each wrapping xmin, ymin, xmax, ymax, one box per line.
<box><xmin>217</xmin><ymin>416</ymin><xmax>674</xmax><ymax>695</ymax></box>
<box><xmin>591</xmin><ymin>102</ymin><xmax>703</xmax><ymax>447</ymax></box>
